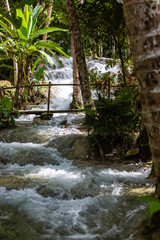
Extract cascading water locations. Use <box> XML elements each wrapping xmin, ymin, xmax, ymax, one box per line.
<box><xmin>0</xmin><ymin>57</ymin><xmax>153</xmax><ymax>240</ymax></box>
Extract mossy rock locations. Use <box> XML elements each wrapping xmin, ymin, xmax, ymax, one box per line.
<box><xmin>135</xmin><ymin>211</ymin><xmax>160</xmax><ymax>240</ymax></box>
<box><xmin>126</xmin><ymin>148</ymin><xmax>139</xmax><ymax>157</ymax></box>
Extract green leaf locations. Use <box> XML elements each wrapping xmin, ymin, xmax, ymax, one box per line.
<box><xmin>2</xmin><ymin>110</ymin><xmax>8</xmax><ymax>116</ymax></box>
<box><xmin>0</xmin><ymin>40</ymin><xmax>11</xmax><ymax>47</ymax></box>
<box><xmin>0</xmin><ymin>64</ymin><xmax>14</xmax><ymax>69</ymax></box>
<box><xmin>31</xmin><ymin>5</ymin><xmax>42</xmax><ymax>30</ymax></box>
<box><xmin>138</xmin><ymin>196</ymin><xmax>160</xmax><ymax>216</ymax></box>
<box><xmin>150</xmin><ymin>201</ymin><xmax>160</xmax><ymax>216</ymax></box>
<box><xmin>138</xmin><ymin>196</ymin><xmax>155</xmax><ymax>203</ymax></box>
<box><xmin>0</xmin><ymin>31</ymin><xmax>5</xmax><ymax>38</ymax></box>
<box><xmin>26</xmin><ymin>46</ymin><xmax>38</xmax><ymax>52</ymax></box>
<box><xmin>25</xmin><ymin>5</ymin><xmax>32</xmax><ymax>38</ymax></box>
<box><xmin>47</xmin><ymin>49</ymin><xmax>63</xmax><ymax>67</ymax></box>
<box><xmin>38</xmin><ymin>50</ymin><xmax>55</xmax><ymax>68</ymax></box>
<box><xmin>0</xmin><ymin>9</ymin><xmax>22</xmax><ymax>29</ymax></box>
<box><xmin>31</xmin><ymin>57</ymin><xmax>40</xmax><ymax>74</ymax></box>
<box><xmin>35</xmin><ymin>41</ymin><xmax>69</xmax><ymax>57</ymax></box>
<box><xmin>16</xmin><ymin>9</ymin><xmax>28</xmax><ymax>40</ymax></box>
<box><xmin>44</xmin><ymin>71</ymin><xmax>49</xmax><ymax>80</ymax></box>
<box><xmin>13</xmin><ymin>110</ymin><xmax>21</xmax><ymax>116</ymax></box>
<box><xmin>37</xmin><ymin>27</ymin><xmax>68</xmax><ymax>36</ymax></box>
<box><xmin>3</xmin><ymin>97</ymin><xmax>12</xmax><ymax>111</ymax></box>
<box><xmin>36</xmin><ymin>66</ymin><xmax>45</xmax><ymax>81</ymax></box>
<box><xmin>24</xmin><ymin>5</ymin><xmax>30</xmax><ymax>24</ymax></box>
<box><xmin>0</xmin><ymin>20</ymin><xmax>16</xmax><ymax>38</ymax></box>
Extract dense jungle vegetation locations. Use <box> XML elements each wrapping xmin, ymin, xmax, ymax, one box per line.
<box><xmin>0</xmin><ymin>1</ymin><xmax>160</xmax><ymax>239</ymax></box>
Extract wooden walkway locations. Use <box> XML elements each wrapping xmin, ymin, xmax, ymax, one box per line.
<box><xmin>2</xmin><ymin>81</ymin><xmax>128</xmax><ymax>117</ymax></box>
<box><xmin>19</xmin><ymin>109</ymin><xmax>84</xmax><ymax>115</ymax></box>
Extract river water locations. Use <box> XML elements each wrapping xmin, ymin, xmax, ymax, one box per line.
<box><xmin>0</xmin><ymin>58</ymin><xmax>153</xmax><ymax>240</ymax></box>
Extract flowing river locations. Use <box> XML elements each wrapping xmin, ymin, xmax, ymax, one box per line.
<box><xmin>0</xmin><ymin>58</ymin><xmax>153</xmax><ymax>240</ymax></box>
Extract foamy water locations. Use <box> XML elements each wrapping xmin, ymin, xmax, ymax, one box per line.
<box><xmin>0</xmin><ymin>58</ymin><xmax>151</xmax><ymax>240</ymax></box>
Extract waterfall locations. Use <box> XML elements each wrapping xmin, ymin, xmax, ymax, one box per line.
<box><xmin>40</xmin><ymin>57</ymin><xmax>120</xmax><ymax>110</ymax></box>
<box><xmin>0</xmin><ymin>57</ymin><xmax>152</xmax><ymax>240</ymax></box>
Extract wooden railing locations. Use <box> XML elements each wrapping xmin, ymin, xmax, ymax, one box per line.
<box><xmin>2</xmin><ymin>81</ymin><xmax>126</xmax><ymax>115</ymax></box>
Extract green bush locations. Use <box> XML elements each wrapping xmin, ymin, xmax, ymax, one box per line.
<box><xmin>85</xmin><ymin>86</ymin><xmax>141</xmax><ymax>155</ymax></box>
<box><xmin>88</xmin><ymin>68</ymin><xmax>118</xmax><ymax>98</ymax></box>
<box><xmin>139</xmin><ymin>196</ymin><xmax>160</xmax><ymax>217</ymax></box>
<box><xmin>0</xmin><ymin>97</ymin><xmax>20</xmax><ymax>129</ymax></box>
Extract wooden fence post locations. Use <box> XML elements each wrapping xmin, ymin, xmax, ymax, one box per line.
<box><xmin>47</xmin><ymin>81</ymin><xmax>51</xmax><ymax>115</ymax></box>
<box><xmin>108</xmin><ymin>78</ymin><xmax>111</xmax><ymax>101</ymax></box>
<box><xmin>13</xmin><ymin>85</ymin><xmax>19</xmax><ymax>107</ymax></box>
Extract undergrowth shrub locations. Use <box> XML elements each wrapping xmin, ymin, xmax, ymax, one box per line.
<box><xmin>85</xmin><ymin>86</ymin><xmax>141</xmax><ymax>156</ymax></box>
<box><xmin>0</xmin><ymin>96</ymin><xmax>20</xmax><ymax>130</ymax></box>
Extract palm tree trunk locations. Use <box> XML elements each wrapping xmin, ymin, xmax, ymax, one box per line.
<box><xmin>123</xmin><ymin>0</ymin><xmax>160</xmax><ymax>198</ymax></box>
<box><xmin>40</xmin><ymin>0</ymin><xmax>53</xmax><ymax>83</ymax></box>
<box><xmin>70</xmin><ymin>33</ymin><xmax>83</xmax><ymax>108</ymax></box>
<box><xmin>42</xmin><ymin>0</ymin><xmax>54</xmax><ymax>47</ymax></box>
<box><xmin>71</xmin><ymin>47</ymin><xmax>83</xmax><ymax>108</ymax></box>
<box><xmin>66</xmin><ymin>0</ymin><xmax>94</xmax><ymax>107</ymax></box>
<box><xmin>4</xmin><ymin>0</ymin><xmax>10</xmax><ymax>12</ymax></box>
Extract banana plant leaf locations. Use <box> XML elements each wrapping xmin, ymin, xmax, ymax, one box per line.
<box><xmin>35</xmin><ymin>41</ymin><xmax>69</xmax><ymax>58</ymax></box>
<box><xmin>38</xmin><ymin>27</ymin><xmax>68</xmax><ymax>36</ymax></box>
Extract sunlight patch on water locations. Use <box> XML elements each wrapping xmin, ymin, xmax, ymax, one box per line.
<box><xmin>0</xmin><ymin>164</ymin><xmax>41</xmax><ymax>176</ymax></box>
<box><xmin>112</xmin><ymin>186</ymin><xmax>123</xmax><ymax>196</ymax></box>
<box><xmin>99</xmin><ymin>168</ymin><xmax>150</xmax><ymax>184</ymax></box>
<box><xmin>66</xmin><ymin>233</ymin><xmax>101</xmax><ymax>239</ymax></box>
<box><xmin>101</xmin><ymin>169</ymin><xmax>145</xmax><ymax>177</ymax></box>
<box><xmin>15</xmin><ymin>114</ymin><xmax>35</xmax><ymax>123</ymax></box>
<box><xmin>28</xmin><ymin>167</ymin><xmax>82</xmax><ymax>180</ymax></box>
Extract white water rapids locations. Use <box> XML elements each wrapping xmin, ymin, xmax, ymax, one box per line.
<box><xmin>0</xmin><ymin>58</ymin><xmax>153</xmax><ymax>240</ymax></box>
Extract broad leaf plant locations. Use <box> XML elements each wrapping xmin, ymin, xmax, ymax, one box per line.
<box><xmin>0</xmin><ymin>4</ymin><xmax>68</xmax><ymax>104</ymax></box>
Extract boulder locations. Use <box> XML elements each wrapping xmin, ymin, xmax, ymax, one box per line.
<box><xmin>135</xmin><ymin>211</ymin><xmax>160</xmax><ymax>240</ymax></box>
<box><xmin>67</xmin><ymin>135</ymin><xmax>90</xmax><ymax>160</ymax></box>
<box><xmin>0</xmin><ymin>80</ymin><xmax>11</xmax><ymax>87</ymax></box>
<box><xmin>46</xmin><ymin>134</ymin><xmax>97</xmax><ymax>160</ymax></box>
<box><xmin>40</xmin><ymin>112</ymin><xmax>53</xmax><ymax>120</ymax></box>
<box><xmin>126</xmin><ymin>148</ymin><xmax>139</xmax><ymax>157</ymax></box>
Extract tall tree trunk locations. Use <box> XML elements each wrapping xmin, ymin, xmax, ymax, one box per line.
<box><xmin>66</xmin><ymin>0</ymin><xmax>94</xmax><ymax>107</ymax></box>
<box><xmin>70</xmin><ymin>33</ymin><xmax>74</xmax><ymax>57</ymax></box>
<box><xmin>70</xmin><ymin>33</ymin><xmax>83</xmax><ymax>108</ymax></box>
<box><xmin>98</xmin><ymin>41</ymin><xmax>103</xmax><ymax>58</ymax></box>
<box><xmin>92</xmin><ymin>39</ymin><xmax>98</xmax><ymax>58</ymax></box>
<box><xmin>112</xmin><ymin>39</ymin><xmax>116</xmax><ymax>59</ymax></box>
<box><xmin>126</xmin><ymin>39</ymin><xmax>130</xmax><ymax>59</ymax></box>
<box><xmin>42</xmin><ymin>0</ymin><xmax>53</xmax><ymax>47</ymax></box>
<box><xmin>40</xmin><ymin>0</ymin><xmax>53</xmax><ymax>83</ymax></box>
<box><xmin>71</xmin><ymin>47</ymin><xmax>83</xmax><ymax>108</ymax></box>
<box><xmin>117</xmin><ymin>44</ymin><xmax>127</xmax><ymax>85</ymax></box>
<box><xmin>123</xmin><ymin>0</ymin><xmax>160</xmax><ymax>198</ymax></box>
<box><xmin>4</xmin><ymin>0</ymin><xmax>18</xmax><ymax>86</ymax></box>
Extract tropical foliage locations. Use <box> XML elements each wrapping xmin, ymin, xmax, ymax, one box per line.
<box><xmin>88</xmin><ymin>67</ymin><xmax>138</xmax><ymax>99</ymax></box>
<box><xmin>85</xmin><ymin>85</ymin><xmax>141</xmax><ymax>156</ymax></box>
<box><xmin>139</xmin><ymin>196</ymin><xmax>160</xmax><ymax>217</ymax></box>
<box><xmin>0</xmin><ymin>3</ymin><xmax>68</xmax><ymax>105</ymax></box>
<box><xmin>0</xmin><ymin>96</ymin><xmax>20</xmax><ymax>129</ymax></box>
